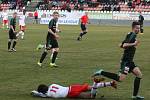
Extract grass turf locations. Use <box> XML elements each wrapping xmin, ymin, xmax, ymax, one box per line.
<box><xmin>0</xmin><ymin>24</ymin><xmax>150</xmax><ymax>100</ymax></box>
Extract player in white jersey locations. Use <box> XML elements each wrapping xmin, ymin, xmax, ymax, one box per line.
<box><xmin>2</xmin><ymin>9</ymin><xmax>9</xmax><ymax>29</ymax></box>
<box><xmin>17</xmin><ymin>11</ymin><xmax>26</xmax><ymax>39</ymax></box>
<box><xmin>31</xmin><ymin>77</ymin><xmax>117</xmax><ymax>99</ymax></box>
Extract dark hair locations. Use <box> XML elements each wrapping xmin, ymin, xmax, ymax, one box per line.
<box><xmin>53</xmin><ymin>11</ymin><xmax>59</xmax><ymax>15</ymax></box>
<box><xmin>37</xmin><ymin>84</ymin><xmax>48</xmax><ymax>94</ymax></box>
<box><xmin>132</xmin><ymin>21</ymin><xmax>140</xmax><ymax>28</ymax></box>
<box><xmin>13</xmin><ymin>12</ymin><xmax>17</xmax><ymax>14</ymax></box>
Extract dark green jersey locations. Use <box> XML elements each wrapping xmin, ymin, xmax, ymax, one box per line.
<box><xmin>121</xmin><ymin>32</ymin><xmax>137</xmax><ymax>62</ymax></box>
<box><xmin>10</xmin><ymin>18</ymin><xmax>16</xmax><ymax>30</ymax></box>
<box><xmin>48</xmin><ymin>18</ymin><xmax>57</xmax><ymax>33</ymax></box>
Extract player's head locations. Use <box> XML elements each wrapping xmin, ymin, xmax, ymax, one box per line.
<box><xmin>132</xmin><ymin>21</ymin><xmax>140</xmax><ymax>34</ymax></box>
<box><xmin>53</xmin><ymin>11</ymin><xmax>59</xmax><ymax>20</ymax></box>
<box><xmin>85</xmin><ymin>12</ymin><xmax>88</xmax><ymax>16</ymax></box>
<box><xmin>37</xmin><ymin>84</ymin><xmax>48</xmax><ymax>94</ymax></box>
<box><xmin>13</xmin><ymin>12</ymin><xmax>17</xmax><ymax>18</ymax></box>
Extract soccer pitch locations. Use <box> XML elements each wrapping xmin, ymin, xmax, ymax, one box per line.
<box><xmin>0</xmin><ymin>24</ymin><xmax>150</xmax><ymax>100</ymax></box>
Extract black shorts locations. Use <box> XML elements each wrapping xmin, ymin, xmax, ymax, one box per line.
<box><xmin>81</xmin><ymin>23</ymin><xmax>86</xmax><ymax>31</ymax></box>
<box><xmin>35</xmin><ymin>16</ymin><xmax>38</xmax><ymax>19</ymax></box>
<box><xmin>9</xmin><ymin>29</ymin><xmax>17</xmax><ymax>39</ymax></box>
<box><xmin>119</xmin><ymin>61</ymin><xmax>137</xmax><ymax>75</ymax></box>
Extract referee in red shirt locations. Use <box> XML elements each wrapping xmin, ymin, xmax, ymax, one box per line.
<box><xmin>77</xmin><ymin>12</ymin><xmax>89</xmax><ymax>41</ymax></box>
<box><xmin>34</xmin><ymin>10</ymin><xmax>38</xmax><ymax>24</ymax></box>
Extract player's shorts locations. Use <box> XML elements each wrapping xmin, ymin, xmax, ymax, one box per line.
<box><xmin>46</xmin><ymin>36</ymin><xmax>59</xmax><ymax>49</ymax></box>
<box><xmin>67</xmin><ymin>84</ymin><xmax>89</xmax><ymax>98</ymax></box>
<box><xmin>19</xmin><ymin>25</ymin><xmax>26</xmax><ymax>31</ymax></box>
<box><xmin>9</xmin><ymin>29</ymin><xmax>17</xmax><ymax>39</ymax></box>
<box><xmin>35</xmin><ymin>16</ymin><xmax>38</xmax><ymax>19</ymax></box>
<box><xmin>119</xmin><ymin>61</ymin><xmax>137</xmax><ymax>75</ymax></box>
<box><xmin>81</xmin><ymin>23</ymin><xmax>87</xmax><ymax>31</ymax></box>
<box><xmin>3</xmin><ymin>20</ymin><xmax>8</xmax><ymax>24</ymax></box>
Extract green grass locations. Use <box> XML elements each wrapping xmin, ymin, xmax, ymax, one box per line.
<box><xmin>0</xmin><ymin>24</ymin><xmax>150</xmax><ymax>100</ymax></box>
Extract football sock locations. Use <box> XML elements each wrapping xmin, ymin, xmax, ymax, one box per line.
<box><xmin>101</xmin><ymin>71</ymin><xmax>120</xmax><ymax>81</ymax></box>
<box><xmin>12</xmin><ymin>41</ymin><xmax>17</xmax><ymax>48</ymax></box>
<box><xmin>95</xmin><ymin>82</ymin><xmax>111</xmax><ymax>88</ymax></box>
<box><xmin>79</xmin><ymin>32</ymin><xmax>83</xmax><ymax>37</ymax></box>
<box><xmin>91</xmin><ymin>82</ymin><xmax>97</xmax><ymax>98</ymax></box>
<box><xmin>40</xmin><ymin>51</ymin><xmax>47</xmax><ymax>63</ymax></box>
<box><xmin>133</xmin><ymin>77</ymin><xmax>141</xmax><ymax>96</ymax></box>
<box><xmin>52</xmin><ymin>51</ymin><xmax>58</xmax><ymax>63</ymax></box>
<box><xmin>8</xmin><ymin>41</ymin><xmax>11</xmax><ymax>50</ymax></box>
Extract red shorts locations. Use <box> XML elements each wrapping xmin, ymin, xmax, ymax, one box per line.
<box><xmin>3</xmin><ymin>20</ymin><xmax>8</xmax><ymax>24</ymax></box>
<box><xmin>19</xmin><ymin>25</ymin><xmax>26</xmax><ymax>31</ymax></box>
<box><xmin>67</xmin><ymin>84</ymin><xmax>89</xmax><ymax>98</ymax></box>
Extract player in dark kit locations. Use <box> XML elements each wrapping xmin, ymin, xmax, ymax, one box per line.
<box><xmin>8</xmin><ymin>12</ymin><xmax>17</xmax><ymax>52</ymax></box>
<box><xmin>93</xmin><ymin>22</ymin><xmax>144</xmax><ymax>100</ymax></box>
<box><xmin>37</xmin><ymin>12</ymin><xmax>60</xmax><ymax>67</ymax></box>
<box><xmin>138</xmin><ymin>12</ymin><xmax>144</xmax><ymax>34</ymax></box>
<box><xmin>77</xmin><ymin>12</ymin><xmax>89</xmax><ymax>41</ymax></box>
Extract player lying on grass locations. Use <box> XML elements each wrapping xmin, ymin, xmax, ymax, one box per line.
<box><xmin>93</xmin><ymin>21</ymin><xmax>144</xmax><ymax>100</ymax></box>
<box><xmin>31</xmin><ymin>77</ymin><xmax>117</xmax><ymax>99</ymax></box>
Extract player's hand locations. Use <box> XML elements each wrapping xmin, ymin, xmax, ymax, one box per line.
<box><xmin>134</xmin><ymin>40</ymin><xmax>140</xmax><ymax>46</ymax></box>
<box><xmin>55</xmin><ymin>34</ymin><xmax>60</xmax><ymax>39</ymax></box>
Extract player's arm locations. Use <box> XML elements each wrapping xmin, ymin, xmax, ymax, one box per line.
<box><xmin>31</xmin><ymin>90</ymin><xmax>47</xmax><ymax>98</ymax></box>
<box><xmin>123</xmin><ymin>41</ymin><xmax>139</xmax><ymax>48</ymax></box>
<box><xmin>48</xmin><ymin>20</ymin><xmax>59</xmax><ymax>38</ymax></box>
<box><xmin>122</xmin><ymin>34</ymin><xmax>139</xmax><ymax>48</ymax></box>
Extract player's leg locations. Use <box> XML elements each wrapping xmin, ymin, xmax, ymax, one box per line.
<box><xmin>132</xmin><ymin>66</ymin><xmax>144</xmax><ymax>99</ymax></box>
<box><xmin>93</xmin><ymin>62</ymin><xmax>129</xmax><ymax>82</ymax></box>
<box><xmin>8</xmin><ymin>30</ymin><xmax>14</xmax><ymax>51</ymax></box>
<box><xmin>2</xmin><ymin>20</ymin><xmax>5</xmax><ymax>28</ymax></box>
<box><xmin>8</xmin><ymin>39</ymin><xmax>12</xmax><ymax>51</ymax></box>
<box><xmin>6</xmin><ymin>20</ymin><xmax>9</xmax><ymax>29</ymax></box>
<box><xmin>50</xmin><ymin>48</ymin><xmax>59</xmax><ymax>67</ymax></box>
<box><xmin>20</xmin><ymin>26</ymin><xmax>25</xmax><ymax>39</ymax></box>
<box><xmin>12</xmin><ymin>39</ymin><xmax>17</xmax><ymax>52</ymax></box>
<box><xmin>38</xmin><ymin>49</ymin><xmax>48</xmax><ymax>66</ymax></box>
<box><xmin>77</xmin><ymin>24</ymin><xmax>85</xmax><ymax>40</ymax></box>
<box><xmin>49</xmin><ymin>39</ymin><xmax>59</xmax><ymax>67</ymax></box>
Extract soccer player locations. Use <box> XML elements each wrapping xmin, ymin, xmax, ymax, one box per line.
<box><xmin>77</xmin><ymin>12</ymin><xmax>89</xmax><ymax>41</ymax></box>
<box><xmin>2</xmin><ymin>9</ymin><xmax>9</xmax><ymax>29</ymax></box>
<box><xmin>17</xmin><ymin>10</ymin><xmax>26</xmax><ymax>39</ymax></box>
<box><xmin>37</xmin><ymin>12</ymin><xmax>60</xmax><ymax>67</ymax></box>
<box><xmin>31</xmin><ymin>78</ymin><xmax>117</xmax><ymax>99</ymax></box>
<box><xmin>36</xmin><ymin>23</ymin><xmax>61</xmax><ymax>59</ymax></box>
<box><xmin>8</xmin><ymin>12</ymin><xmax>17</xmax><ymax>52</ymax></box>
<box><xmin>138</xmin><ymin>12</ymin><xmax>144</xmax><ymax>34</ymax></box>
<box><xmin>93</xmin><ymin>22</ymin><xmax>144</xmax><ymax>100</ymax></box>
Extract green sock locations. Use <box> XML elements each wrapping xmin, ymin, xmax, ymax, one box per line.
<box><xmin>133</xmin><ymin>77</ymin><xmax>141</xmax><ymax>96</ymax></box>
<box><xmin>40</xmin><ymin>51</ymin><xmax>47</xmax><ymax>63</ymax></box>
<box><xmin>101</xmin><ymin>71</ymin><xmax>120</xmax><ymax>81</ymax></box>
<box><xmin>52</xmin><ymin>51</ymin><xmax>58</xmax><ymax>63</ymax></box>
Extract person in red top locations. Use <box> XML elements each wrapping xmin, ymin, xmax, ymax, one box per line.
<box><xmin>34</xmin><ymin>10</ymin><xmax>38</xmax><ymax>24</ymax></box>
<box><xmin>77</xmin><ymin>12</ymin><xmax>89</xmax><ymax>41</ymax></box>
<box><xmin>31</xmin><ymin>77</ymin><xmax>117</xmax><ymax>99</ymax></box>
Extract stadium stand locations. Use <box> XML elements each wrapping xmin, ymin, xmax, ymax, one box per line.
<box><xmin>0</xmin><ymin>0</ymin><xmax>149</xmax><ymax>12</ymax></box>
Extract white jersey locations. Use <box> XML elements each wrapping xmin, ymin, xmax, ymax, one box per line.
<box><xmin>47</xmin><ymin>84</ymin><xmax>69</xmax><ymax>98</ymax></box>
<box><xmin>2</xmin><ymin>12</ymin><xmax>8</xmax><ymax>20</ymax></box>
<box><xmin>19</xmin><ymin>15</ymin><xmax>26</xmax><ymax>26</ymax></box>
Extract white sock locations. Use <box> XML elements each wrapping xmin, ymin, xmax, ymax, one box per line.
<box><xmin>50</xmin><ymin>53</ymin><xmax>53</xmax><ymax>59</ymax></box>
<box><xmin>21</xmin><ymin>32</ymin><xmax>24</xmax><ymax>39</ymax></box>
<box><xmin>96</xmin><ymin>82</ymin><xmax>111</xmax><ymax>88</ymax></box>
